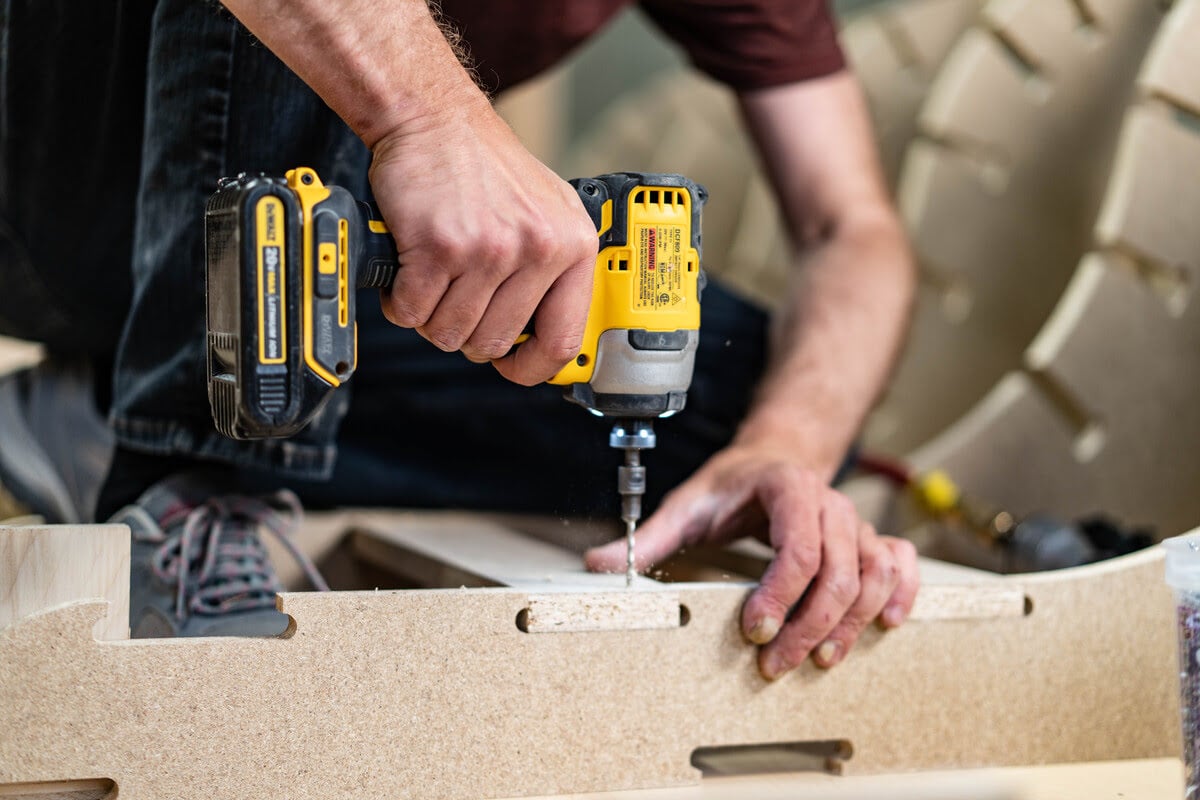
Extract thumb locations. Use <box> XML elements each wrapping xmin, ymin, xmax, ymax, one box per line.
<box><xmin>584</xmin><ymin>489</ymin><xmax>711</xmax><ymax>574</ymax></box>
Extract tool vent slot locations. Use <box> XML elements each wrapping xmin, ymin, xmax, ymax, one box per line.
<box><xmin>210</xmin><ymin>375</ymin><xmax>238</xmax><ymax>438</ymax></box>
<box><xmin>256</xmin><ymin>374</ymin><xmax>287</xmax><ymax>412</ymax></box>
<box><xmin>208</xmin><ymin>332</ymin><xmax>239</xmax><ymax>371</ymax></box>
<box><xmin>634</xmin><ymin>188</ymin><xmax>683</xmax><ymax>208</ymax></box>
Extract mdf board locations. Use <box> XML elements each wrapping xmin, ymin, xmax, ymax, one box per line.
<box><xmin>900</xmin><ymin>0</ymin><xmax>1200</xmax><ymax>548</ymax></box>
<box><xmin>868</xmin><ymin>0</ymin><xmax>1167</xmax><ymax>454</ymax></box>
<box><xmin>0</xmin><ymin>519</ymin><xmax>1183</xmax><ymax>799</ymax></box>
<box><xmin>841</xmin><ymin>0</ymin><xmax>985</xmax><ymax>187</ymax></box>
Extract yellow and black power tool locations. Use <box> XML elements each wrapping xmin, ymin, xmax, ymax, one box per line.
<box><xmin>205</xmin><ymin>167</ymin><xmax>705</xmax><ymax>573</ymax></box>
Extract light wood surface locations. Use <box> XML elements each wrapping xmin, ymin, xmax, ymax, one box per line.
<box><xmin>842</xmin><ymin>0</ymin><xmax>985</xmax><ymax>187</ymax></box>
<box><xmin>869</xmin><ymin>0</ymin><xmax>1166</xmax><ymax>453</ymax></box>
<box><xmin>0</xmin><ymin>524</ymin><xmax>128</xmax><ymax>642</ymax></box>
<box><xmin>900</xmin><ymin>0</ymin><xmax>1200</xmax><ymax>551</ymax></box>
<box><xmin>525</xmin><ymin>758</ymin><xmax>1182</xmax><ymax>800</ymax></box>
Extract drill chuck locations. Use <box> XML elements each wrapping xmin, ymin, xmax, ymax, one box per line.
<box><xmin>612</xmin><ymin>419</ymin><xmax>654</xmax><ymax>525</ymax></box>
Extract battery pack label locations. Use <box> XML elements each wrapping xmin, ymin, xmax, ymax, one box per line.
<box><xmin>635</xmin><ymin>224</ymin><xmax>685</xmax><ymax>310</ymax></box>
<box><xmin>256</xmin><ymin>196</ymin><xmax>286</xmax><ymax>364</ymax></box>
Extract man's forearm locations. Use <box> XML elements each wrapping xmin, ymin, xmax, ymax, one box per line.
<box><xmin>735</xmin><ymin>73</ymin><xmax>916</xmax><ymax>480</ymax></box>
<box><xmin>219</xmin><ymin>0</ymin><xmax>484</xmax><ymax>148</ymax></box>
<box><xmin>734</xmin><ymin>210</ymin><xmax>913</xmax><ymax>479</ymax></box>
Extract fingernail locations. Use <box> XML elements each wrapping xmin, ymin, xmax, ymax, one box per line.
<box><xmin>746</xmin><ymin>616</ymin><xmax>781</xmax><ymax>644</ymax></box>
<box><xmin>882</xmin><ymin>604</ymin><xmax>904</xmax><ymax>628</ymax></box>
<box><xmin>815</xmin><ymin>640</ymin><xmax>842</xmax><ymax>667</ymax></box>
<box><xmin>761</xmin><ymin>651</ymin><xmax>787</xmax><ymax>681</ymax></box>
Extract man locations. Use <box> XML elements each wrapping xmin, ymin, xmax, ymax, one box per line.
<box><xmin>0</xmin><ymin>0</ymin><xmax>917</xmax><ymax>679</ymax></box>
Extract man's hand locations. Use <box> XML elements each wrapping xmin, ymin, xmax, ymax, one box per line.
<box><xmin>218</xmin><ymin>0</ymin><xmax>598</xmax><ymax>386</ymax></box>
<box><xmin>585</xmin><ymin>443</ymin><xmax>919</xmax><ymax>680</ymax></box>
<box><xmin>370</xmin><ymin>100</ymin><xmax>598</xmax><ymax>385</ymax></box>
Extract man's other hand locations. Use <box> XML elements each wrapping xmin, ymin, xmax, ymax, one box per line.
<box><xmin>584</xmin><ymin>443</ymin><xmax>919</xmax><ymax>680</ymax></box>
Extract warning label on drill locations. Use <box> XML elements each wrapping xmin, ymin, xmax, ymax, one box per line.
<box><xmin>635</xmin><ymin>224</ymin><xmax>685</xmax><ymax>310</ymax></box>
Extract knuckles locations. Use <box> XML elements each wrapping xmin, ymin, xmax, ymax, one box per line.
<box><xmin>820</xmin><ymin>570</ymin><xmax>862</xmax><ymax>608</ymax></box>
<box><xmin>425</xmin><ymin>324</ymin><xmax>471</xmax><ymax>353</ymax></box>
<box><xmin>383</xmin><ymin>294</ymin><xmax>432</xmax><ymax>329</ymax></box>
<box><xmin>464</xmin><ymin>335</ymin><xmax>514</xmax><ymax>362</ymax></box>
<box><xmin>822</xmin><ymin>490</ymin><xmax>859</xmax><ymax>527</ymax></box>
<box><xmin>539</xmin><ymin>332</ymin><xmax>585</xmax><ymax>367</ymax></box>
<box><xmin>781</xmin><ymin>541</ymin><xmax>821</xmax><ymax>584</ymax></box>
<box><xmin>890</xmin><ymin>536</ymin><xmax>918</xmax><ymax>563</ymax></box>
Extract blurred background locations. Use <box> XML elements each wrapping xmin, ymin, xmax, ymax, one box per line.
<box><xmin>4</xmin><ymin>0</ymin><xmax>1199</xmax><ymax>575</ymax></box>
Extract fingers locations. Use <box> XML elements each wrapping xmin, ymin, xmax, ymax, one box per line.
<box><xmin>757</xmin><ymin>492</ymin><xmax>861</xmax><ymax>680</ymax></box>
<box><xmin>809</xmin><ymin>523</ymin><xmax>901</xmax><ymax>669</ymax></box>
<box><xmin>733</xmin><ymin>478</ymin><xmax>921</xmax><ymax>680</ymax></box>
<box><xmin>492</xmin><ymin>248</ymin><xmax>594</xmax><ymax>385</ymax></box>
<box><xmin>584</xmin><ymin>484</ymin><xmax>719</xmax><ymax>575</ymax></box>
<box><xmin>880</xmin><ymin>536</ymin><xmax>919</xmax><ymax>628</ymax></box>
<box><xmin>381</xmin><ymin>264</ymin><xmax>449</xmax><ymax>330</ymax></box>
<box><xmin>739</xmin><ymin>468</ymin><xmax>822</xmax><ymax>645</ymax></box>
<box><xmin>384</xmin><ymin>213</ymin><xmax>591</xmax><ymax>376</ymax></box>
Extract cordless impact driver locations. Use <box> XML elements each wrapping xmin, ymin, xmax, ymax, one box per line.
<box><xmin>204</xmin><ymin>167</ymin><xmax>705</xmax><ymax>584</ymax></box>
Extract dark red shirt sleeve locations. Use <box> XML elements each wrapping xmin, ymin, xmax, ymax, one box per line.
<box><xmin>639</xmin><ymin>0</ymin><xmax>845</xmax><ymax>90</ymax></box>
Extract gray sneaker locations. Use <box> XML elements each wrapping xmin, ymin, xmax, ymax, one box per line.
<box><xmin>110</xmin><ymin>476</ymin><xmax>329</xmax><ymax>638</ymax></box>
<box><xmin>0</xmin><ymin>357</ymin><xmax>113</xmax><ymax>523</ymax></box>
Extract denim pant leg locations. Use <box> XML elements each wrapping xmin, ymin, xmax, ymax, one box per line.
<box><xmin>279</xmin><ymin>280</ymin><xmax>769</xmax><ymax>518</ymax></box>
<box><xmin>109</xmin><ymin>0</ymin><xmax>370</xmax><ymax>480</ymax></box>
<box><xmin>0</xmin><ymin>0</ymin><xmax>150</xmax><ymax>356</ymax></box>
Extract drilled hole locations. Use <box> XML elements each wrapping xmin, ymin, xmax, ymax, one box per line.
<box><xmin>1024</xmin><ymin>595</ymin><xmax>1035</xmax><ymax>616</ymax></box>
<box><xmin>515</xmin><ymin>608</ymin><xmax>530</xmax><ymax>632</ymax></box>
<box><xmin>679</xmin><ymin>604</ymin><xmax>691</xmax><ymax>626</ymax></box>
<box><xmin>335</xmin><ymin>361</ymin><xmax>350</xmax><ymax>376</ymax></box>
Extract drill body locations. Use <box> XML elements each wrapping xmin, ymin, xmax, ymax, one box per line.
<box><xmin>205</xmin><ymin>168</ymin><xmax>706</xmax><ymax>558</ymax></box>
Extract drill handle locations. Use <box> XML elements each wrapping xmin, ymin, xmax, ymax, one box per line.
<box><xmin>357</xmin><ymin>200</ymin><xmax>399</xmax><ymax>290</ymax></box>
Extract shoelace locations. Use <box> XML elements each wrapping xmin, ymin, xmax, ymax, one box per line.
<box><xmin>123</xmin><ymin>489</ymin><xmax>329</xmax><ymax>619</ymax></box>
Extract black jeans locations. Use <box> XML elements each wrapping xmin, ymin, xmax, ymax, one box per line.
<box><xmin>0</xmin><ymin>0</ymin><xmax>769</xmax><ymax>517</ymax></box>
